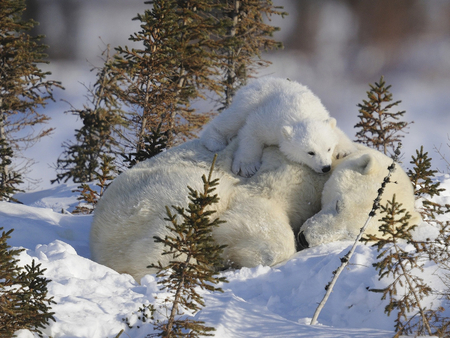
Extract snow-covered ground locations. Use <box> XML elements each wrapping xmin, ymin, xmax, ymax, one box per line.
<box><xmin>2</xmin><ymin>175</ymin><xmax>450</xmax><ymax>337</ymax></box>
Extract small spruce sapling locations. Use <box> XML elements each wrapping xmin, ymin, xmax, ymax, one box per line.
<box><xmin>407</xmin><ymin>147</ymin><xmax>450</xmax><ymax>336</ymax></box>
<box><xmin>362</xmin><ymin>196</ymin><xmax>432</xmax><ymax>337</ymax></box>
<box><xmin>407</xmin><ymin>146</ymin><xmax>450</xmax><ymax>267</ymax></box>
<box><xmin>149</xmin><ymin>155</ymin><xmax>227</xmax><ymax>337</ymax></box>
<box><xmin>0</xmin><ymin>227</ymin><xmax>56</xmax><ymax>337</ymax></box>
<box><xmin>355</xmin><ymin>76</ymin><xmax>412</xmax><ymax>158</ymax></box>
<box><xmin>408</xmin><ymin>146</ymin><xmax>444</xmax><ymax>199</ymax></box>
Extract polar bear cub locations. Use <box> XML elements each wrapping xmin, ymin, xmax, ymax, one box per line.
<box><xmin>201</xmin><ymin>77</ymin><xmax>356</xmax><ymax>177</ymax></box>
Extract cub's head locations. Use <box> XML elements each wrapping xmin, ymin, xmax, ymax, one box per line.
<box><xmin>279</xmin><ymin>118</ymin><xmax>339</xmax><ymax>174</ymax></box>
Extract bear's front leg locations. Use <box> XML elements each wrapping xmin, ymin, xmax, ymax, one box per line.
<box><xmin>200</xmin><ymin>124</ymin><xmax>229</xmax><ymax>152</ymax></box>
<box><xmin>231</xmin><ymin>133</ymin><xmax>265</xmax><ymax>177</ymax></box>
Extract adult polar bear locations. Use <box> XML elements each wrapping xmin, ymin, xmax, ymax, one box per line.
<box><xmin>299</xmin><ymin>143</ymin><xmax>422</xmax><ymax>248</ymax></box>
<box><xmin>90</xmin><ymin>140</ymin><xmax>420</xmax><ymax>282</ymax></box>
<box><xmin>90</xmin><ymin>139</ymin><xmax>328</xmax><ymax>282</ymax></box>
<box><xmin>200</xmin><ymin>77</ymin><xmax>357</xmax><ymax>177</ymax></box>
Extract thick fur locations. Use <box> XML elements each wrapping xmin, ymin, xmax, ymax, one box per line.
<box><xmin>200</xmin><ymin>77</ymin><xmax>356</xmax><ymax>177</ymax></box>
<box><xmin>299</xmin><ymin>144</ymin><xmax>422</xmax><ymax>248</ymax></box>
<box><xmin>90</xmin><ymin>139</ymin><xmax>328</xmax><ymax>282</ymax></box>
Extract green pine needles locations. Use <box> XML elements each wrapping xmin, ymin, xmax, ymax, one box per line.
<box><xmin>0</xmin><ymin>227</ymin><xmax>56</xmax><ymax>337</ymax></box>
<box><xmin>121</xmin><ymin>123</ymin><xmax>169</xmax><ymax>169</ymax></box>
<box><xmin>72</xmin><ymin>154</ymin><xmax>116</xmax><ymax>214</ymax></box>
<box><xmin>408</xmin><ymin>146</ymin><xmax>444</xmax><ymax>199</ymax></box>
<box><xmin>0</xmin><ymin>137</ymin><xmax>23</xmax><ymax>202</ymax></box>
<box><xmin>149</xmin><ymin>155</ymin><xmax>227</xmax><ymax>337</ymax></box>
<box><xmin>53</xmin><ymin>46</ymin><xmax>125</xmax><ymax>185</ymax></box>
<box><xmin>355</xmin><ymin>76</ymin><xmax>411</xmax><ymax>158</ymax></box>
<box><xmin>363</xmin><ymin>196</ymin><xmax>432</xmax><ymax>337</ymax></box>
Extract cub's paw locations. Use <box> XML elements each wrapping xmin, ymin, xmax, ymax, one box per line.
<box><xmin>335</xmin><ymin>150</ymin><xmax>350</xmax><ymax>160</ymax></box>
<box><xmin>334</xmin><ymin>143</ymin><xmax>358</xmax><ymax>160</ymax></box>
<box><xmin>231</xmin><ymin>159</ymin><xmax>261</xmax><ymax>177</ymax></box>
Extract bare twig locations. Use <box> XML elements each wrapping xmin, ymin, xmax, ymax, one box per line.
<box><xmin>310</xmin><ymin>145</ymin><xmax>401</xmax><ymax>325</ymax></box>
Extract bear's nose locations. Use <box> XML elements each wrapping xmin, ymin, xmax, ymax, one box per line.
<box><xmin>322</xmin><ymin>165</ymin><xmax>331</xmax><ymax>173</ymax></box>
<box><xmin>298</xmin><ymin>232</ymin><xmax>309</xmax><ymax>250</ymax></box>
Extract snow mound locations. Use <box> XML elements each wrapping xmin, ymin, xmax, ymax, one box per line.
<box><xmin>2</xmin><ymin>175</ymin><xmax>450</xmax><ymax>337</ymax></box>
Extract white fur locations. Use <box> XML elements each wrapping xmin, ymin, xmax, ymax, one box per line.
<box><xmin>299</xmin><ymin>144</ymin><xmax>422</xmax><ymax>248</ymax></box>
<box><xmin>200</xmin><ymin>77</ymin><xmax>357</xmax><ymax>177</ymax></box>
<box><xmin>90</xmin><ymin>139</ymin><xmax>328</xmax><ymax>282</ymax></box>
<box><xmin>90</xmin><ymin>140</ymin><xmax>420</xmax><ymax>282</ymax></box>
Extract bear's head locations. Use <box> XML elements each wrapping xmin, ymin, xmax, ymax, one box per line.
<box><xmin>279</xmin><ymin>118</ymin><xmax>339</xmax><ymax>174</ymax></box>
<box><xmin>298</xmin><ymin>145</ymin><xmax>422</xmax><ymax>249</ymax></box>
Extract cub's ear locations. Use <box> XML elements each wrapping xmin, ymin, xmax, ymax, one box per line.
<box><xmin>327</xmin><ymin>117</ymin><xmax>337</xmax><ymax>129</ymax></box>
<box><xmin>281</xmin><ymin>125</ymin><xmax>294</xmax><ymax>140</ymax></box>
<box><xmin>354</xmin><ymin>153</ymin><xmax>378</xmax><ymax>175</ymax></box>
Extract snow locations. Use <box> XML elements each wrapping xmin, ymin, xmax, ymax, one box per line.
<box><xmin>3</xmin><ymin>1</ymin><xmax>450</xmax><ymax>336</ymax></box>
<box><xmin>2</xmin><ymin>178</ymin><xmax>450</xmax><ymax>337</ymax></box>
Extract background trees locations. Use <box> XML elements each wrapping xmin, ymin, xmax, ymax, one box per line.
<box><xmin>53</xmin><ymin>47</ymin><xmax>125</xmax><ymax>184</ymax></box>
<box><xmin>0</xmin><ymin>0</ymin><xmax>62</xmax><ymax>199</ymax></box>
<box><xmin>106</xmin><ymin>0</ymin><xmax>285</xmax><ymax>153</ymax></box>
<box><xmin>53</xmin><ymin>0</ymin><xmax>285</xmax><ymax>193</ymax></box>
<box><xmin>215</xmin><ymin>0</ymin><xmax>286</xmax><ymax>109</ymax></box>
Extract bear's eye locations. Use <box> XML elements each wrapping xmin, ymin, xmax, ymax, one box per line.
<box><xmin>308</xmin><ymin>151</ymin><xmax>315</xmax><ymax>156</ymax></box>
<box><xmin>328</xmin><ymin>148</ymin><xmax>331</xmax><ymax>152</ymax></box>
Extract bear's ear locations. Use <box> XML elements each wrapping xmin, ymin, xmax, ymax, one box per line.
<box><xmin>354</xmin><ymin>153</ymin><xmax>378</xmax><ymax>175</ymax></box>
<box><xmin>327</xmin><ymin>117</ymin><xmax>337</xmax><ymax>129</ymax></box>
<box><xmin>282</xmin><ymin>125</ymin><xmax>294</xmax><ymax>140</ymax></box>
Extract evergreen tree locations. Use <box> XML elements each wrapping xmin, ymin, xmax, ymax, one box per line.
<box><xmin>53</xmin><ymin>46</ymin><xmax>125</xmax><ymax>184</ymax></box>
<box><xmin>217</xmin><ymin>0</ymin><xmax>287</xmax><ymax>109</ymax></box>
<box><xmin>362</xmin><ymin>196</ymin><xmax>433</xmax><ymax>337</ymax></box>
<box><xmin>109</xmin><ymin>0</ymin><xmax>225</xmax><ymax>150</ymax></box>
<box><xmin>408</xmin><ymin>146</ymin><xmax>444</xmax><ymax>199</ymax></box>
<box><xmin>0</xmin><ymin>0</ymin><xmax>62</xmax><ymax>183</ymax></box>
<box><xmin>355</xmin><ymin>76</ymin><xmax>411</xmax><ymax>158</ymax></box>
<box><xmin>72</xmin><ymin>154</ymin><xmax>116</xmax><ymax>214</ymax></box>
<box><xmin>149</xmin><ymin>155</ymin><xmax>227</xmax><ymax>337</ymax></box>
<box><xmin>0</xmin><ymin>227</ymin><xmax>56</xmax><ymax>337</ymax></box>
<box><xmin>406</xmin><ymin>148</ymin><xmax>450</xmax><ymax>335</ymax></box>
<box><xmin>0</xmin><ymin>137</ymin><xmax>23</xmax><ymax>202</ymax></box>
<box><xmin>108</xmin><ymin>0</ymin><xmax>286</xmax><ymax>156</ymax></box>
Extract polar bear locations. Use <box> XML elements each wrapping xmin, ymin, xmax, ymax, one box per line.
<box><xmin>200</xmin><ymin>77</ymin><xmax>357</xmax><ymax>177</ymax></box>
<box><xmin>90</xmin><ymin>139</ymin><xmax>329</xmax><ymax>282</ymax></box>
<box><xmin>298</xmin><ymin>144</ymin><xmax>422</xmax><ymax>248</ymax></box>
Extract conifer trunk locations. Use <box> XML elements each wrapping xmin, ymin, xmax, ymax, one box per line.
<box><xmin>0</xmin><ymin>105</ymin><xmax>9</xmax><ymax>179</ymax></box>
<box><xmin>164</xmin><ymin>257</ymin><xmax>190</xmax><ymax>337</ymax></box>
<box><xmin>393</xmin><ymin>240</ymin><xmax>432</xmax><ymax>336</ymax></box>
<box><xmin>224</xmin><ymin>0</ymin><xmax>240</xmax><ymax>109</ymax></box>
